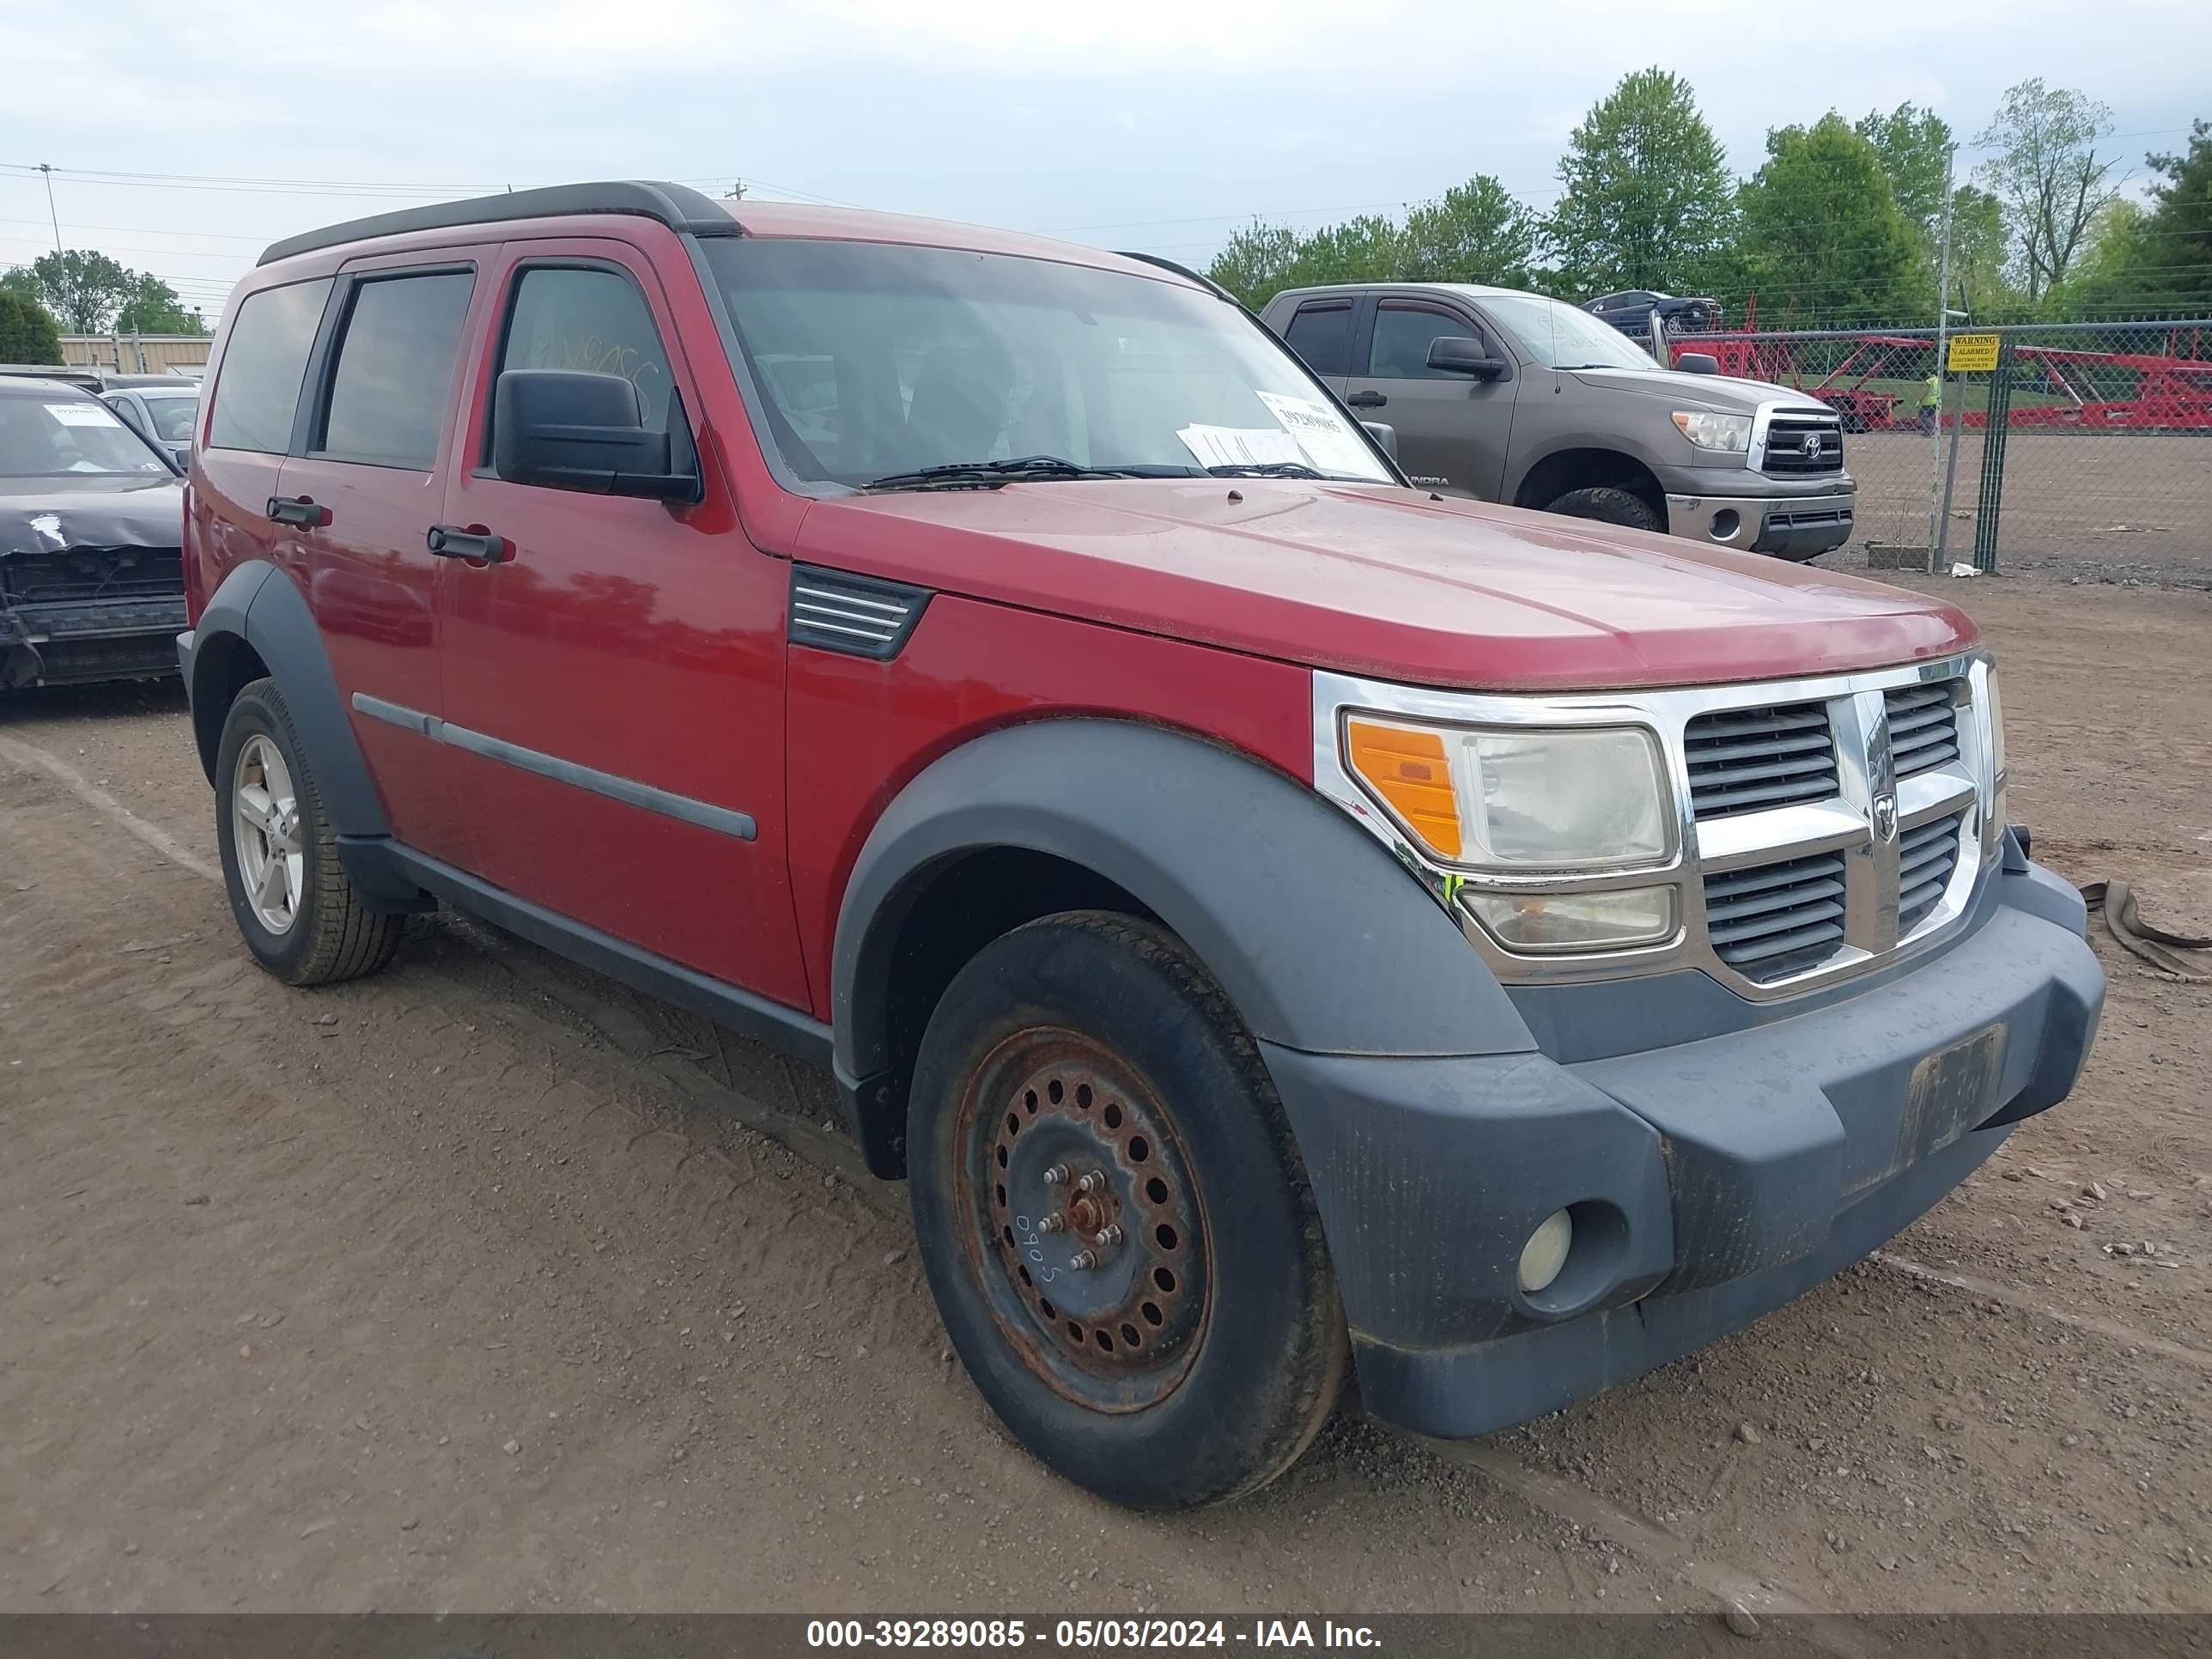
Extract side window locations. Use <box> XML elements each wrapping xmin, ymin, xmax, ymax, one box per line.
<box><xmin>103</xmin><ymin>395</ymin><xmax>147</xmax><ymax>437</ymax></box>
<box><xmin>495</xmin><ymin>265</ymin><xmax>673</xmax><ymax>446</ymax></box>
<box><xmin>1368</xmin><ymin>305</ymin><xmax>1480</xmax><ymax>380</ymax></box>
<box><xmin>207</xmin><ymin>277</ymin><xmax>332</xmax><ymax>453</ymax></box>
<box><xmin>1282</xmin><ymin>301</ymin><xmax>1353</xmax><ymax>377</ymax></box>
<box><xmin>316</xmin><ymin>270</ymin><xmax>475</xmax><ymax>470</ymax></box>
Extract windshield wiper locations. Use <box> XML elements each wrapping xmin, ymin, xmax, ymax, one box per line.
<box><xmin>1205</xmin><ymin>461</ymin><xmax>1325</xmax><ymax>480</ymax></box>
<box><xmin>860</xmin><ymin>455</ymin><xmax>1161</xmax><ymax>492</ymax></box>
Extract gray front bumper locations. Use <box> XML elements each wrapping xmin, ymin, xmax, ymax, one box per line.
<box><xmin>1261</xmin><ymin>848</ymin><xmax>2104</xmax><ymax>1438</ymax></box>
<box><xmin>1667</xmin><ymin>487</ymin><xmax>1856</xmax><ymax>559</ymax></box>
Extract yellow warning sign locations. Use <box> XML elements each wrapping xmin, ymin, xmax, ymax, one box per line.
<box><xmin>1948</xmin><ymin>333</ymin><xmax>2000</xmax><ymax>373</ymax></box>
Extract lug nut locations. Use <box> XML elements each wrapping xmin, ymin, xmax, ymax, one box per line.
<box><xmin>1037</xmin><ymin>1215</ymin><xmax>1066</xmax><ymax>1234</ymax></box>
<box><xmin>1093</xmin><ymin>1224</ymin><xmax>1124</xmax><ymax>1249</ymax></box>
<box><xmin>1067</xmin><ymin>1249</ymin><xmax>1097</xmax><ymax>1272</ymax></box>
<box><xmin>1042</xmin><ymin>1164</ymin><xmax>1070</xmax><ymax>1186</ymax></box>
<box><xmin>1076</xmin><ymin>1170</ymin><xmax>1108</xmax><ymax>1194</ymax></box>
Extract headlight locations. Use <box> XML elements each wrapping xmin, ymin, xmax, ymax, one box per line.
<box><xmin>1984</xmin><ymin>668</ymin><xmax>2006</xmax><ymax>781</ymax></box>
<box><xmin>1343</xmin><ymin>718</ymin><xmax>1672</xmax><ymax>870</ymax></box>
<box><xmin>1982</xmin><ymin>666</ymin><xmax>2008</xmax><ymax>850</ymax></box>
<box><xmin>1671</xmin><ymin>410</ymin><xmax>1753</xmax><ymax>453</ymax></box>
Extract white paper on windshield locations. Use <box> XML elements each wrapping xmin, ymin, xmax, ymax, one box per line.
<box><xmin>1255</xmin><ymin>392</ymin><xmax>1379</xmax><ymax>477</ymax></box>
<box><xmin>1176</xmin><ymin>423</ymin><xmax>1306</xmax><ymax>471</ymax></box>
<box><xmin>46</xmin><ymin>401</ymin><xmax>122</xmax><ymax>428</ymax></box>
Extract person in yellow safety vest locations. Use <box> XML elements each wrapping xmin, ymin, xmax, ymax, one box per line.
<box><xmin>1918</xmin><ymin>371</ymin><xmax>1942</xmax><ymax>433</ymax></box>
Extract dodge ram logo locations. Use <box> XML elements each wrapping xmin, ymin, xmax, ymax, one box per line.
<box><xmin>1873</xmin><ymin>791</ymin><xmax>1899</xmax><ymax>842</ymax></box>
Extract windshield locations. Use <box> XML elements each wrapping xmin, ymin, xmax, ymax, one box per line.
<box><xmin>0</xmin><ymin>396</ymin><xmax>172</xmax><ymax>477</ymax></box>
<box><xmin>145</xmin><ymin>394</ymin><xmax>200</xmax><ymax>443</ymax></box>
<box><xmin>703</xmin><ymin>239</ymin><xmax>1394</xmax><ymax>489</ymax></box>
<box><xmin>1480</xmin><ymin>294</ymin><xmax>1656</xmax><ymax>372</ymax></box>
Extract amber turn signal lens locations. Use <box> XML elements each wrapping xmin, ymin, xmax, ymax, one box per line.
<box><xmin>1345</xmin><ymin>718</ymin><xmax>1462</xmax><ymax>858</ymax></box>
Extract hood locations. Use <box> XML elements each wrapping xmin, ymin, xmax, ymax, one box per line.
<box><xmin>793</xmin><ymin>480</ymin><xmax>1973</xmax><ymax>692</ymax></box>
<box><xmin>1565</xmin><ymin>365</ymin><xmax>1826</xmax><ymax>414</ymax></box>
<box><xmin>0</xmin><ymin>476</ymin><xmax>185</xmax><ymax>557</ymax></box>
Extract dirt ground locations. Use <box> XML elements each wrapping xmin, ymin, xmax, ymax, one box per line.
<box><xmin>1837</xmin><ymin>432</ymin><xmax>2212</xmax><ymax>588</ymax></box>
<box><xmin>2</xmin><ymin>573</ymin><xmax>2207</xmax><ymax>1620</ymax></box>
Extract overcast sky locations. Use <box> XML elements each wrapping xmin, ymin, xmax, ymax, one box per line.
<box><xmin>2</xmin><ymin>0</ymin><xmax>2204</xmax><ymax>325</ymax></box>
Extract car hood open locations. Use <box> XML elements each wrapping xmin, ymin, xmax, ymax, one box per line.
<box><xmin>794</xmin><ymin>479</ymin><xmax>1973</xmax><ymax>692</ymax></box>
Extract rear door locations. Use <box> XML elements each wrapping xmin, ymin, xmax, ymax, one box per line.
<box><xmin>1342</xmin><ymin>298</ymin><xmax>1516</xmax><ymax>499</ymax></box>
<box><xmin>433</xmin><ymin>237</ymin><xmax>809</xmax><ymax>1008</ymax></box>
<box><xmin>280</xmin><ymin>250</ymin><xmax>495</xmax><ymax>869</ymax></box>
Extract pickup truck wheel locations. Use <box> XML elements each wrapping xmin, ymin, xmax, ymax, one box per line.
<box><xmin>215</xmin><ymin>678</ymin><xmax>404</xmax><ymax>987</ymax></box>
<box><xmin>1546</xmin><ymin>484</ymin><xmax>1662</xmax><ymax>532</ymax></box>
<box><xmin>908</xmin><ymin>912</ymin><xmax>1346</xmax><ymax>1510</ymax></box>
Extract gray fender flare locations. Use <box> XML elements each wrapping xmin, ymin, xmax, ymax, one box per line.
<box><xmin>831</xmin><ymin>719</ymin><xmax>1535</xmax><ymax>1135</ymax></box>
<box><xmin>185</xmin><ymin>558</ymin><xmax>391</xmax><ymax>842</ymax></box>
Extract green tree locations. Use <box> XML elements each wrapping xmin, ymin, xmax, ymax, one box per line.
<box><xmin>1976</xmin><ymin>79</ymin><xmax>2123</xmax><ymax>300</ymax></box>
<box><xmin>1735</xmin><ymin>114</ymin><xmax>1928</xmax><ymax>323</ymax></box>
<box><xmin>1856</xmin><ymin>101</ymin><xmax>1954</xmax><ymax>241</ymax></box>
<box><xmin>1545</xmin><ymin>68</ymin><xmax>1734</xmax><ymax>296</ymax></box>
<box><xmin>1399</xmin><ymin>175</ymin><xmax>1540</xmax><ymax>288</ymax></box>
<box><xmin>1285</xmin><ymin>213</ymin><xmax>1405</xmax><ymax>289</ymax></box>
<box><xmin>1206</xmin><ymin>219</ymin><xmax>1304</xmax><ymax>311</ymax></box>
<box><xmin>2051</xmin><ymin>122</ymin><xmax>2212</xmax><ymax>314</ymax></box>
<box><xmin>5</xmin><ymin>248</ymin><xmax>136</xmax><ymax>332</ymax></box>
<box><xmin>0</xmin><ymin>288</ymin><xmax>63</xmax><ymax>362</ymax></box>
<box><xmin>1944</xmin><ymin>185</ymin><xmax>2019</xmax><ymax>318</ymax></box>
<box><xmin>113</xmin><ymin>273</ymin><xmax>205</xmax><ymax>334</ymax></box>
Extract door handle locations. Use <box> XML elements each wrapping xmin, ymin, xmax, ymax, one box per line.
<box><xmin>426</xmin><ymin>523</ymin><xmax>511</xmax><ymax>562</ymax></box>
<box><xmin>1346</xmin><ymin>390</ymin><xmax>1388</xmax><ymax>409</ymax></box>
<box><xmin>266</xmin><ymin>495</ymin><xmax>331</xmax><ymax>528</ymax></box>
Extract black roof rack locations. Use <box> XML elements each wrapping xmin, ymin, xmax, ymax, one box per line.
<box><xmin>258</xmin><ymin>180</ymin><xmax>741</xmax><ymax>267</ymax></box>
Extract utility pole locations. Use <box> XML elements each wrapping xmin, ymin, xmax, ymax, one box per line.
<box><xmin>1924</xmin><ymin>145</ymin><xmax>1958</xmax><ymax>574</ymax></box>
<box><xmin>725</xmin><ymin>179</ymin><xmax>746</xmax><ymax>201</ymax></box>
<box><xmin>37</xmin><ymin>163</ymin><xmax>62</xmax><ymax>253</ymax></box>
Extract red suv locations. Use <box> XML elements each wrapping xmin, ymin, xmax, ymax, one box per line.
<box><xmin>179</xmin><ymin>182</ymin><xmax>2104</xmax><ymax>1510</ymax></box>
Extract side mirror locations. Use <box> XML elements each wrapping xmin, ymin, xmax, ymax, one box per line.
<box><xmin>1675</xmin><ymin>352</ymin><xmax>1720</xmax><ymax>375</ymax></box>
<box><xmin>1359</xmin><ymin>420</ymin><xmax>1399</xmax><ymax>460</ymax></box>
<box><xmin>492</xmin><ymin>370</ymin><xmax>698</xmax><ymax>501</ymax></box>
<box><xmin>1425</xmin><ymin>337</ymin><xmax>1509</xmax><ymax>380</ymax></box>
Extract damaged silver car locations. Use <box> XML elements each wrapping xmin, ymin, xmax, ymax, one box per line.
<box><xmin>2</xmin><ymin>377</ymin><xmax>186</xmax><ymax>690</ymax></box>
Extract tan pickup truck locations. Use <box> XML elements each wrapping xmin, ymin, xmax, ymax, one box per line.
<box><xmin>1263</xmin><ymin>282</ymin><xmax>1856</xmax><ymax>561</ymax></box>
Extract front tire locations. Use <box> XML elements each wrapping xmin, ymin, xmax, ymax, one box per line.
<box><xmin>908</xmin><ymin>912</ymin><xmax>1346</xmax><ymax>1509</ymax></box>
<box><xmin>1546</xmin><ymin>484</ymin><xmax>1663</xmax><ymax>532</ymax></box>
<box><xmin>215</xmin><ymin>678</ymin><xmax>404</xmax><ymax>986</ymax></box>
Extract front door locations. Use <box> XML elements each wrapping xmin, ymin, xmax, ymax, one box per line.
<box><xmin>1341</xmin><ymin>300</ymin><xmax>1517</xmax><ymax>499</ymax></box>
<box><xmin>434</xmin><ymin>239</ymin><xmax>810</xmax><ymax>1009</ymax></box>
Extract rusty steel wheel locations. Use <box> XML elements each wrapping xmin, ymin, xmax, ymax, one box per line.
<box><xmin>956</xmin><ymin>1030</ymin><xmax>1208</xmax><ymax>1412</ymax></box>
<box><xmin>908</xmin><ymin>911</ymin><xmax>1346</xmax><ymax>1510</ymax></box>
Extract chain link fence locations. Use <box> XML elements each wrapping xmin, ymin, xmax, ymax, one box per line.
<box><xmin>1667</xmin><ymin>319</ymin><xmax>2212</xmax><ymax>589</ymax></box>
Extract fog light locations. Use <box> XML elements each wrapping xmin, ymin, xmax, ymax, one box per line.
<box><xmin>1710</xmin><ymin>507</ymin><xmax>1741</xmax><ymax>541</ymax></box>
<box><xmin>1517</xmin><ymin>1208</ymin><xmax>1574</xmax><ymax>1294</ymax></box>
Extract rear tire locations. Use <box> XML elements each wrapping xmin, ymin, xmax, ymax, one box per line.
<box><xmin>1546</xmin><ymin>484</ymin><xmax>1663</xmax><ymax>532</ymax></box>
<box><xmin>908</xmin><ymin>912</ymin><xmax>1346</xmax><ymax>1510</ymax></box>
<box><xmin>215</xmin><ymin>678</ymin><xmax>405</xmax><ymax>987</ymax></box>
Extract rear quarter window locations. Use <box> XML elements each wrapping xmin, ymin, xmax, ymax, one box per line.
<box><xmin>208</xmin><ymin>278</ymin><xmax>333</xmax><ymax>453</ymax></box>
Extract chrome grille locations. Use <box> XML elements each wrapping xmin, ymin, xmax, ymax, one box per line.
<box><xmin>1885</xmin><ymin>680</ymin><xmax>1960</xmax><ymax>777</ymax></box>
<box><xmin>1899</xmin><ymin>812</ymin><xmax>1966</xmax><ymax>933</ymax></box>
<box><xmin>1759</xmin><ymin>411</ymin><xmax>1844</xmax><ymax>476</ymax></box>
<box><xmin>1704</xmin><ymin>850</ymin><xmax>1848</xmax><ymax>982</ymax></box>
<box><xmin>1683</xmin><ymin>702</ymin><xmax>1837</xmax><ymax>818</ymax></box>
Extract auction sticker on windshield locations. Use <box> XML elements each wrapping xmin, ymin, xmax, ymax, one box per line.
<box><xmin>1255</xmin><ymin>392</ymin><xmax>1379</xmax><ymax>476</ymax></box>
<box><xmin>1176</xmin><ymin>424</ymin><xmax>1308</xmax><ymax>471</ymax></box>
<box><xmin>46</xmin><ymin>403</ymin><xmax>124</xmax><ymax>428</ymax></box>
